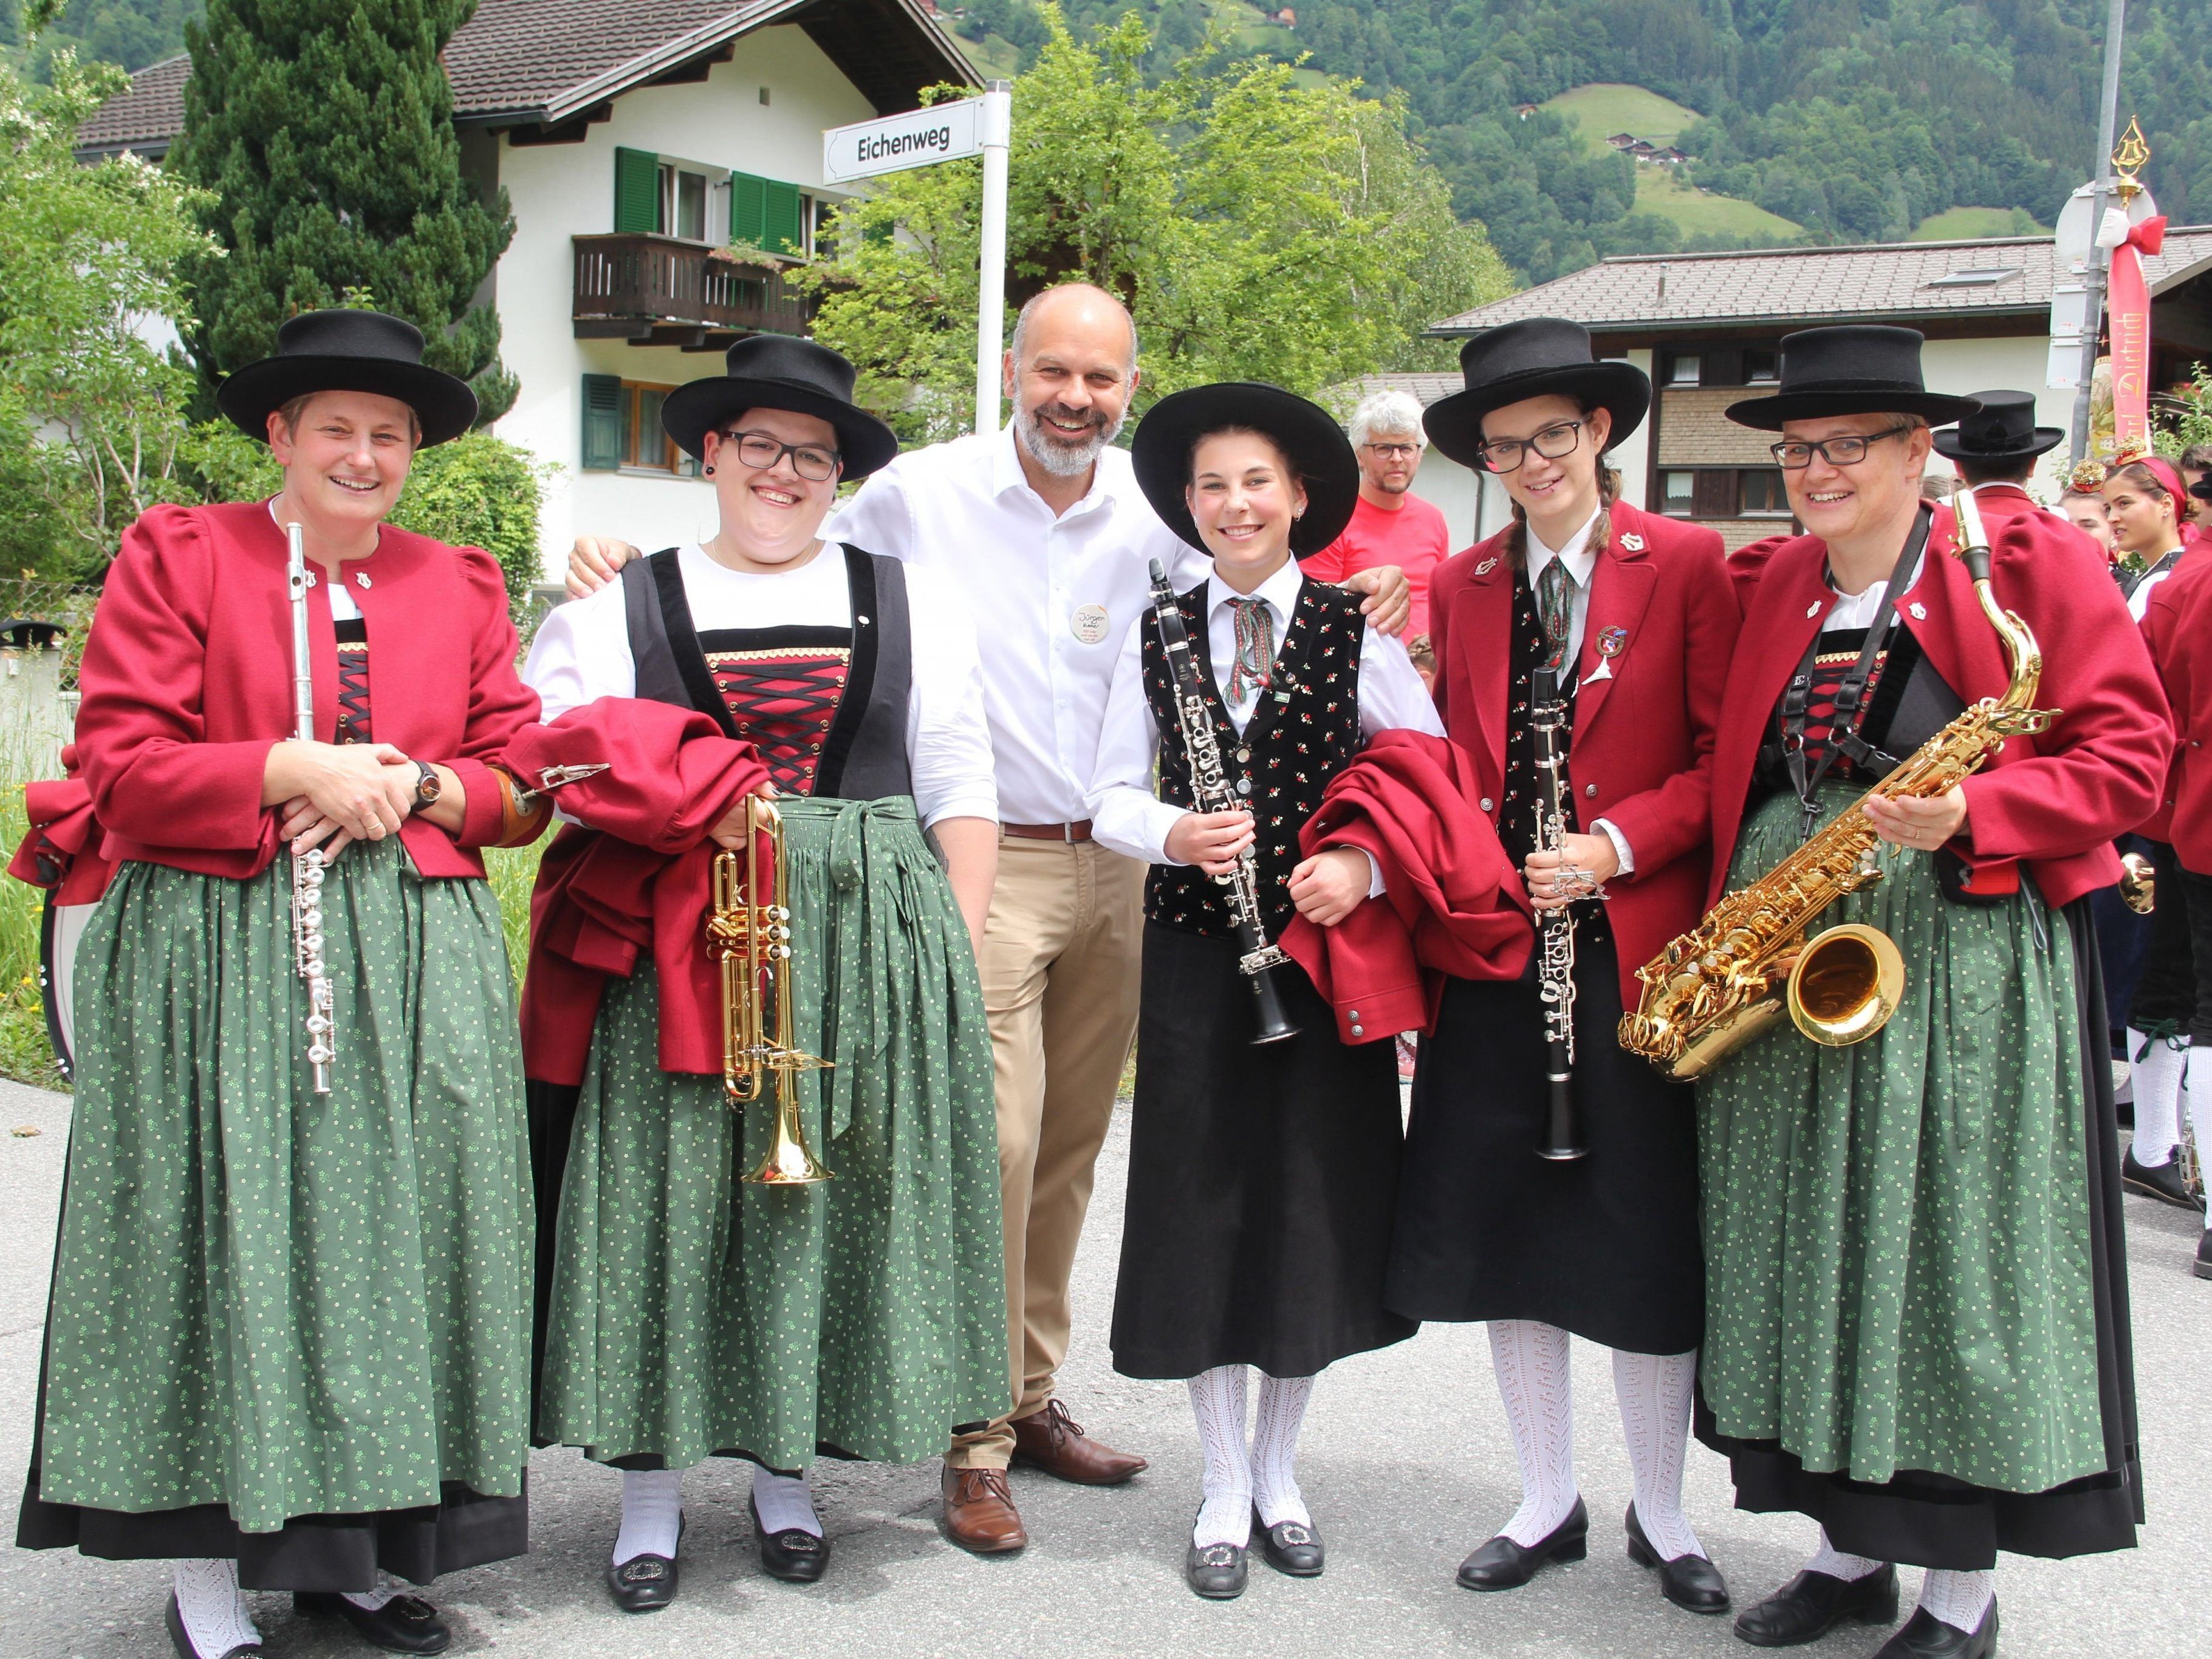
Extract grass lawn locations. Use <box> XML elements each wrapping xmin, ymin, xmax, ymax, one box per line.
<box><xmin>1633</xmin><ymin>163</ymin><xmax>1800</xmax><ymax>242</ymax></box>
<box><xmin>1909</xmin><ymin>205</ymin><xmax>2050</xmax><ymax>241</ymax></box>
<box><xmin>1540</xmin><ymin>82</ymin><xmax>1703</xmax><ymax>148</ymax></box>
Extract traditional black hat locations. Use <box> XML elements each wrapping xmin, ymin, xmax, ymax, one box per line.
<box><xmin>1421</xmin><ymin>318</ymin><xmax>1651</xmax><ymax>470</ymax></box>
<box><xmin>1727</xmin><ymin>326</ymin><xmax>1980</xmax><ymax>431</ymax></box>
<box><xmin>1931</xmin><ymin>390</ymin><xmax>2064</xmax><ymax>464</ymax></box>
<box><xmin>1131</xmin><ymin>382</ymin><xmax>1360</xmax><ymax>558</ymax></box>
<box><xmin>216</xmin><ymin>310</ymin><xmax>479</xmax><ymax>447</ymax></box>
<box><xmin>660</xmin><ymin>335</ymin><xmax>899</xmax><ymax>479</ymax></box>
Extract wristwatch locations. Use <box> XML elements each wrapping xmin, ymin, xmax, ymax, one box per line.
<box><xmin>409</xmin><ymin>761</ymin><xmax>442</xmax><ymax>814</ymax></box>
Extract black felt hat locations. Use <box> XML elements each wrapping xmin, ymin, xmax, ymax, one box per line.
<box><xmin>1421</xmin><ymin>318</ymin><xmax>1651</xmax><ymax>469</ymax></box>
<box><xmin>216</xmin><ymin>310</ymin><xmax>479</xmax><ymax>447</ymax></box>
<box><xmin>1931</xmin><ymin>389</ymin><xmax>2066</xmax><ymax>463</ymax></box>
<box><xmin>1131</xmin><ymin>382</ymin><xmax>1360</xmax><ymax>558</ymax></box>
<box><xmin>1727</xmin><ymin>326</ymin><xmax>1981</xmax><ymax>431</ymax></box>
<box><xmin>660</xmin><ymin>335</ymin><xmax>899</xmax><ymax>479</ymax></box>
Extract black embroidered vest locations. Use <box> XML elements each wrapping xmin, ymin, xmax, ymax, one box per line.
<box><xmin>1141</xmin><ymin>580</ymin><xmax>1365</xmax><ymax>941</ymax></box>
<box><xmin>1501</xmin><ymin>570</ymin><xmax>1610</xmax><ymax>948</ymax></box>
<box><xmin>617</xmin><ymin>543</ymin><xmax>914</xmax><ymax>801</ymax></box>
<box><xmin>333</xmin><ymin>616</ymin><xmax>372</xmax><ymax>743</ymax></box>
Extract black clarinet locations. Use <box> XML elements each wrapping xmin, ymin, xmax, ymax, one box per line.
<box><xmin>1148</xmin><ymin>559</ymin><xmax>1298</xmax><ymax>1045</ymax></box>
<box><xmin>1530</xmin><ymin>666</ymin><xmax>1589</xmax><ymax>1160</ymax></box>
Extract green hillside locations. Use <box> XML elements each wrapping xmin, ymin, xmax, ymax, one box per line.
<box><xmin>1634</xmin><ymin>163</ymin><xmax>1799</xmax><ymax>242</ymax></box>
<box><xmin>1909</xmin><ymin>207</ymin><xmax>2052</xmax><ymax>242</ymax></box>
<box><xmin>1542</xmin><ymin>83</ymin><xmax>1700</xmax><ymax>149</ymax></box>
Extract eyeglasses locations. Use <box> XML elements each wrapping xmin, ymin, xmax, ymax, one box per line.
<box><xmin>1474</xmin><ymin>420</ymin><xmax>1582</xmax><ymax>474</ymax></box>
<box><xmin>1363</xmin><ymin>442</ymin><xmax>1422</xmax><ymax>460</ymax></box>
<box><xmin>1769</xmin><ymin>425</ymin><xmax>1914</xmax><ymax>470</ymax></box>
<box><xmin>716</xmin><ymin>429</ymin><xmax>840</xmax><ymax>482</ymax></box>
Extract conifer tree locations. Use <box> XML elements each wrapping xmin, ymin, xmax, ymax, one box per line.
<box><xmin>172</xmin><ymin>0</ymin><xmax>517</xmax><ymax>422</ymax></box>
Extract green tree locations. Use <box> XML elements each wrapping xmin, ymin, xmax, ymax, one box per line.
<box><xmin>169</xmin><ymin>0</ymin><xmax>517</xmax><ymax>423</ymax></box>
<box><xmin>0</xmin><ymin>33</ymin><xmax>218</xmax><ymax>576</ymax></box>
<box><xmin>803</xmin><ymin>11</ymin><xmax>1512</xmax><ymax>440</ymax></box>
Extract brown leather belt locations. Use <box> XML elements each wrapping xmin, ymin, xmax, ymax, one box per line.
<box><xmin>1001</xmin><ymin>820</ymin><xmax>1094</xmax><ymax>842</ymax></box>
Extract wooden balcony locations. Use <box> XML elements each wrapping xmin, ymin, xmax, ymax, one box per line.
<box><xmin>572</xmin><ymin>232</ymin><xmax>814</xmax><ymax>350</ymax></box>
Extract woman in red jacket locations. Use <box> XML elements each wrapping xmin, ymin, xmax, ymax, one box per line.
<box><xmin>15</xmin><ymin>312</ymin><xmax>548</xmax><ymax>1659</ymax></box>
<box><xmin>2140</xmin><ymin>554</ymin><xmax>2212</xmax><ymax>1279</ymax></box>
<box><xmin>1693</xmin><ymin>328</ymin><xmax>2163</xmax><ymax>1659</ymax></box>
<box><xmin>1385</xmin><ymin>319</ymin><xmax>1738</xmax><ymax>1613</ymax></box>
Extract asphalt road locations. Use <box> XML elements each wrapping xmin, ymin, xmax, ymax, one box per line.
<box><xmin>1</xmin><ymin>1073</ymin><xmax>2204</xmax><ymax>1658</ymax></box>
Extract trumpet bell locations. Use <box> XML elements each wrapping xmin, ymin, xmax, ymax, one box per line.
<box><xmin>1786</xmin><ymin>923</ymin><xmax>1905</xmax><ymax>1048</ymax></box>
<box><xmin>2119</xmin><ymin>851</ymin><xmax>2156</xmax><ymax>915</ymax></box>
<box><xmin>747</xmin><ymin>1126</ymin><xmax>832</xmax><ymax>1186</ymax></box>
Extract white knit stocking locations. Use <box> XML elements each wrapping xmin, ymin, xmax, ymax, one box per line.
<box><xmin>342</xmin><ymin>1569</ymin><xmax>400</xmax><ymax>1612</ymax></box>
<box><xmin>1919</xmin><ymin>1567</ymin><xmax>1995</xmax><ymax>1633</ymax></box>
<box><xmin>172</xmin><ymin>1559</ymin><xmax>259</xmax><ymax>1657</ymax></box>
<box><xmin>1488</xmin><ymin>1319</ymin><xmax>1580</xmax><ymax>1546</ymax></box>
<box><xmin>1612</xmin><ymin>1347</ymin><xmax>1704</xmax><ymax>1561</ymax></box>
<box><xmin>2131</xmin><ymin>1028</ymin><xmax>2188</xmax><ymax>1165</ymax></box>
<box><xmin>612</xmin><ymin>1467</ymin><xmax>683</xmax><ymax>1565</ymax></box>
<box><xmin>2184</xmin><ymin>1045</ymin><xmax>2212</xmax><ymax>1169</ymax></box>
<box><xmin>752</xmin><ymin>1465</ymin><xmax>822</xmax><ymax>1538</ymax></box>
<box><xmin>1804</xmin><ymin>1529</ymin><xmax>1884</xmax><ymax>1582</ymax></box>
<box><xmin>1250</xmin><ymin>1373</ymin><xmax>1315</xmax><ymax>1528</ymax></box>
<box><xmin>1186</xmin><ymin>1364</ymin><xmax>1253</xmax><ymax>1549</ymax></box>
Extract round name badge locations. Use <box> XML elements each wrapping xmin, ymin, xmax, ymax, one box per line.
<box><xmin>1070</xmin><ymin>603</ymin><xmax>1111</xmax><ymax>645</ymax></box>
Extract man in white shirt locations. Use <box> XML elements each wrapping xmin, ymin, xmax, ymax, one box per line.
<box><xmin>564</xmin><ymin>284</ymin><xmax>1409</xmax><ymax>1552</ymax></box>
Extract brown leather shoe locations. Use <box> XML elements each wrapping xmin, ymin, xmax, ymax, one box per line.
<box><xmin>940</xmin><ymin>1466</ymin><xmax>1027</xmax><ymax>1554</ymax></box>
<box><xmin>1010</xmin><ymin>1399</ymin><xmax>1148</xmax><ymax>1486</ymax></box>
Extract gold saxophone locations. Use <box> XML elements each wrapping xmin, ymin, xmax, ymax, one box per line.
<box><xmin>1619</xmin><ymin>487</ymin><xmax>2059</xmax><ymax>1080</ymax></box>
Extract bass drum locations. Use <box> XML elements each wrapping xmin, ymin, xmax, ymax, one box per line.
<box><xmin>39</xmin><ymin>894</ymin><xmax>95</xmax><ymax>1082</ymax></box>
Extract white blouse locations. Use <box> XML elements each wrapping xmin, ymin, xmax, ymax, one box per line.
<box><xmin>1086</xmin><ymin>561</ymin><xmax>1443</xmax><ymax>870</ymax></box>
<box><xmin>523</xmin><ymin>542</ymin><xmax>997</xmax><ymax>829</ymax></box>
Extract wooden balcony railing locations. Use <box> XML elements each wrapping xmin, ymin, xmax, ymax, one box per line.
<box><xmin>572</xmin><ymin>232</ymin><xmax>813</xmax><ymax>346</ymax></box>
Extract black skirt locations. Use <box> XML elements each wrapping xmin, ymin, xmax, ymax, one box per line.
<box><xmin>1695</xmin><ymin>898</ymin><xmax>2144</xmax><ymax>1569</ymax></box>
<box><xmin>1385</xmin><ymin>930</ymin><xmax>1704</xmax><ymax>1355</ymax></box>
<box><xmin>1111</xmin><ymin>922</ymin><xmax>1417</xmax><ymax>1380</ymax></box>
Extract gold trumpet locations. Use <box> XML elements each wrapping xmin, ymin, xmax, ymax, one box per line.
<box><xmin>706</xmin><ymin>796</ymin><xmax>832</xmax><ymax>1185</ymax></box>
<box><xmin>2120</xmin><ymin>850</ymin><xmax>2156</xmax><ymax>915</ymax></box>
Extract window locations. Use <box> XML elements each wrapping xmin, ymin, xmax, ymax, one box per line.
<box><xmin>580</xmin><ymin>375</ymin><xmax>703</xmax><ymax>475</ymax></box>
<box><xmin>1660</xmin><ymin>470</ymin><xmax>1697</xmax><ymax>516</ymax></box>
<box><xmin>1745</xmin><ymin>349</ymin><xmax>1780</xmax><ymax>383</ymax></box>
<box><xmin>666</xmin><ymin>165</ymin><xmax>708</xmax><ymax>241</ymax></box>
<box><xmin>1666</xmin><ymin>354</ymin><xmax>1700</xmax><ymax>386</ymax></box>
<box><xmin>1924</xmin><ymin>265</ymin><xmax>2022</xmax><ymax>289</ymax></box>
<box><xmin>1740</xmin><ymin>469</ymin><xmax>1792</xmax><ymax>517</ymax></box>
<box><xmin>615</xmin><ymin>147</ymin><xmax>719</xmax><ymax>242</ymax></box>
<box><xmin>730</xmin><ymin>171</ymin><xmax>806</xmax><ymax>256</ymax></box>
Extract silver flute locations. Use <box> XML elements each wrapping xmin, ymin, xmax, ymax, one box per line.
<box><xmin>286</xmin><ymin>521</ymin><xmax>337</xmax><ymax>1094</ymax></box>
<box><xmin>1530</xmin><ymin>666</ymin><xmax>1588</xmax><ymax>1160</ymax></box>
<box><xmin>1146</xmin><ymin>559</ymin><xmax>1296</xmax><ymax>1044</ymax></box>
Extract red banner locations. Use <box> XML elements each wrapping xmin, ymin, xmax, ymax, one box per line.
<box><xmin>2108</xmin><ymin>214</ymin><xmax>2166</xmax><ymax>456</ymax></box>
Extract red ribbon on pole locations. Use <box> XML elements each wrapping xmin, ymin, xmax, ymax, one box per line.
<box><xmin>2108</xmin><ymin>214</ymin><xmax>2167</xmax><ymax>456</ymax></box>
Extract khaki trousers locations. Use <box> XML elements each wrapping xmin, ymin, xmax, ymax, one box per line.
<box><xmin>944</xmin><ymin>833</ymin><xmax>1145</xmax><ymax>1468</ymax></box>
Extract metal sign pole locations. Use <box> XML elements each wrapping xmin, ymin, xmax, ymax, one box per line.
<box><xmin>973</xmin><ymin>82</ymin><xmax>1013</xmax><ymax>437</ymax></box>
<box><xmin>2068</xmin><ymin>0</ymin><xmax>2129</xmax><ymax>465</ymax></box>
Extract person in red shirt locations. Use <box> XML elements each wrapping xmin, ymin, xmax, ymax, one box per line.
<box><xmin>1301</xmin><ymin>390</ymin><xmax>1451</xmax><ymax>680</ymax></box>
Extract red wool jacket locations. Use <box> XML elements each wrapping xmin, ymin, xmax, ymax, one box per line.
<box><xmin>2142</xmin><ymin>558</ymin><xmax>2212</xmax><ymax>872</ymax></box>
<box><xmin>511</xmin><ymin>699</ymin><xmax>769</xmax><ymax>1086</ymax></box>
<box><xmin>72</xmin><ymin>502</ymin><xmax>540</xmax><ymax>880</ymax></box>
<box><xmin>1708</xmin><ymin>502</ymin><xmax>2171</xmax><ymax>912</ymax></box>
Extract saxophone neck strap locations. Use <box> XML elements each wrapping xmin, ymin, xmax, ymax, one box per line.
<box><xmin>1781</xmin><ymin>504</ymin><xmax>1931</xmax><ymax>838</ymax></box>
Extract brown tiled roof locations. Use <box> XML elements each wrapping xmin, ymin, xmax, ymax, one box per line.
<box><xmin>1329</xmin><ymin>371</ymin><xmax>1466</xmax><ymax>408</ymax></box>
<box><xmin>77</xmin><ymin>0</ymin><xmax>974</xmax><ymax>154</ymax></box>
<box><xmin>1430</xmin><ymin>230</ymin><xmax>2212</xmax><ymax>337</ymax></box>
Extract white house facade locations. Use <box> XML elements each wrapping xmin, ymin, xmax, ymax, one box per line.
<box><xmin>77</xmin><ymin>0</ymin><xmax>976</xmax><ymax>578</ymax></box>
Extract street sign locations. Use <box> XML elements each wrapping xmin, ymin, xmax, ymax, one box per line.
<box><xmin>823</xmin><ymin>98</ymin><xmax>988</xmax><ymax>185</ymax></box>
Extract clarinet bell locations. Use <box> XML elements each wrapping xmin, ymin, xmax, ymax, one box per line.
<box><xmin>1249</xmin><ymin>967</ymin><xmax>1299</xmax><ymax>1045</ymax></box>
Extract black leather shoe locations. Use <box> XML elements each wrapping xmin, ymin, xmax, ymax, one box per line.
<box><xmin>1872</xmin><ymin>1603</ymin><xmax>1998</xmax><ymax>1658</ymax></box>
<box><xmin>607</xmin><ymin>1514</ymin><xmax>683</xmax><ymax>1615</ymax></box>
<box><xmin>2123</xmin><ymin>1149</ymin><xmax>2203</xmax><ymax>1209</ymax></box>
<box><xmin>1734</xmin><ymin>1564</ymin><xmax>1899</xmax><ymax>1647</ymax></box>
<box><xmin>750</xmin><ymin>1492</ymin><xmax>830</xmax><ymax>1583</ymax></box>
<box><xmin>1456</xmin><ymin>1497</ymin><xmax>1589</xmax><ymax>1590</ymax></box>
<box><xmin>1253</xmin><ymin>1508</ymin><xmax>1324</xmax><ymax>1577</ymax></box>
<box><xmin>1625</xmin><ymin>1505</ymin><xmax>1730</xmax><ymax>1613</ymax></box>
<box><xmin>2196</xmin><ymin>1225</ymin><xmax>2212</xmax><ymax>1281</ymax></box>
<box><xmin>165</xmin><ymin>1595</ymin><xmax>261</xmax><ymax>1659</ymax></box>
<box><xmin>1186</xmin><ymin>1537</ymin><xmax>1250</xmax><ymax>1599</ymax></box>
<box><xmin>293</xmin><ymin>1591</ymin><xmax>451</xmax><ymax>1655</ymax></box>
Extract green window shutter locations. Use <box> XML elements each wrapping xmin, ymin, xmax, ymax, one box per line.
<box><xmin>614</xmin><ymin>147</ymin><xmax>659</xmax><ymax>234</ymax></box>
<box><xmin>581</xmin><ymin>374</ymin><xmax>624</xmax><ymax>470</ymax></box>
<box><xmin>729</xmin><ymin>171</ymin><xmax>767</xmax><ymax>247</ymax></box>
<box><xmin>764</xmin><ymin>179</ymin><xmax>804</xmax><ymax>256</ymax></box>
